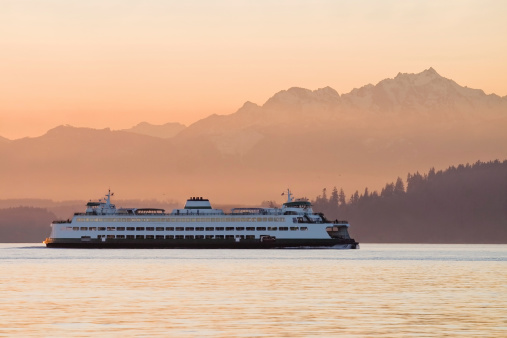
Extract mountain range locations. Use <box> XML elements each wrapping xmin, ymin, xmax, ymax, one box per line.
<box><xmin>1</xmin><ymin>68</ymin><xmax>506</xmax><ymax>204</ymax></box>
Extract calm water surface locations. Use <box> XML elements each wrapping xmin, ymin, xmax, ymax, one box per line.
<box><xmin>1</xmin><ymin>244</ymin><xmax>506</xmax><ymax>337</ymax></box>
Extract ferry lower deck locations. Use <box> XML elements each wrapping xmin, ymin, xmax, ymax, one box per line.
<box><xmin>44</xmin><ymin>237</ymin><xmax>359</xmax><ymax>249</ymax></box>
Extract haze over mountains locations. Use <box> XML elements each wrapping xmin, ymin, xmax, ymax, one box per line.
<box><xmin>1</xmin><ymin>68</ymin><xmax>506</xmax><ymax>204</ymax></box>
<box><xmin>121</xmin><ymin>122</ymin><xmax>186</xmax><ymax>139</ymax></box>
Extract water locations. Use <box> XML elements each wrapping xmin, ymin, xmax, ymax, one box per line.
<box><xmin>1</xmin><ymin>244</ymin><xmax>506</xmax><ymax>337</ymax></box>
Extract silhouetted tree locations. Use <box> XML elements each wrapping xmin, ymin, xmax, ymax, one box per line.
<box><xmin>338</xmin><ymin>188</ymin><xmax>347</xmax><ymax>206</ymax></box>
<box><xmin>407</xmin><ymin>171</ymin><xmax>424</xmax><ymax>193</ymax></box>
<box><xmin>349</xmin><ymin>190</ymin><xmax>360</xmax><ymax>204</ymax></box>
<box><xmin>381</xmin><ymin>182</ymin><xmax>395</xmax><ymax>197</ymax></box>
<box><xmin>428</xmin><ymin>167</ymin><xmax>436</xmax><ymax>180</ymax></box>
<box><xmin>394</xmin><ymin>177</ymin><xmax>405</xmax><ymax>195</ymax></box>
<box><xmin>363</xmin><ymin>187</ymin><xmax>369</xmax><ymax>199</ymax></box>
<box><xmin>329</xmin><ymin>187</ymin><xmax>339</xmax><ymax>209</ymax></box>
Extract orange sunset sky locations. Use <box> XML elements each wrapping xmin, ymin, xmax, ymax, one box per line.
<box><xmin>1</xmin><ymin>0</ymin><xmax>506</xmax><ymax>140</ymax></box>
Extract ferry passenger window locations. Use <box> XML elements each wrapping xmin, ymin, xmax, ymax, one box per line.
<box><xmin>107</xmin><ymin>235</ymin><xmax>115</xmax><ymax>239</ymax></box>
<box><xmin>166</xmin><ymin>227</ymin><xmax>174</xmax><ymax>231</ymax></box>
<box><xmin>246</xmin><ymin>235</ymin><xmax>255</xmax><ymax>239</ymax></box>
<box><xmin>98</xmin><ymin>227</ymin><xmax>106</xmax><ymax>231</ymax></box>
<box><xmin>256</xmin><ymin>227</ymin><xmax>266</xmax><ymax>231</ymax></box>
<box><xmin>216</xmin><ymin>227</ymin><xmax>224</xmax><ymax>231</ymax></box>
<box><xmin>156</xmin><ymin>235</ymin><xmax>164</xmax><ymax>239</ymax></box>
<box><xmin>176</xmin><ymin>227</ymin><xmax>184</xmax><ymax>231</ymax></box>
<box><xmin>73</xmin><ymin>227</ymin><xmax>79</xmax><ymax>231</ymax></box>
<box><xmin>156</xmin><ymin>227</ymin><xmax>164</xmax><ymax>231</ymax></box>
<box><xmin>136</xmin><ymin>227</ymin><xmax>145</xmax><ymax>231</ymax></box>
<box><xmin>195</xmin><ymin>235</ymin><xmax>204</xmax><ymax>239</ymax></box>
<box><xmin>226</xmin><ymin>227</ymin><xmax>234</xmax><ymax>231</ymax></box>
<box><xmin>146</xmin><ymin>235</ymin><xmax>154</xmax><ymax>239</ymax></box>
<box><xmin>80</xmin><ymin>227</ymin><xmax>88</xmax><ymax>231</ymax></box>
<box><xmin>127</xmin><ymin>227</ymin><xmax>135</xmax><ymax>231</ymax></box>
<box><xmin>126</xmin><ymin>235</ymin><xmax>135</xmax><ymax>239</ymax></box>
<box><xmin>279</xmin><ymin>227</ymin><xmax>288</xmax><ymax>231</ymax></box>
<box><xmin>205</xmin><ymin>227</ymin><xmax>214</xmax><ymax>231</ymax></box>
<box><xmin>117</xmin><ymin>227</ymin><xmax>125</xmax><ymax>231</ymax></box>
<box><xmin>166</xmin><ymin>235</ymin><xmax>174</xmax><ymax>239</ymax></box>
<box><xmin>116</xmin><ymin>235</ymin><xmax>125</xmax><ymax>239</ymax></box>
<box><xmin>136</xmin><ymin>235</ymin><xmax>144</xmax><ymax>239</ymax></box>
<box><xmin>246</xmin><ymin>227</ymin><xmax>255</xmax><ymax>231</ymax></box>
<box><xmin>225</xmin><ymin>235</ymin><xmax>234</xmax><ymax>239</ymax></box>
<box><xmin>185</xmin><ymin>227</ymin><xmax>194</xmax><ymax>231</ymax></box>
<box><xmin>107</xmin><ymin>227</ymin><xmax>115</xmax><ymax>231</ymax></box>
<box><xmin>89</xmin><ymin>227</ymin><xmax>97</xmax><ymax>231</ymax></box>
<box><xmin>196</xmin><ymin>227</ymin><xmax>204</xmax><ymax>231</ymax></box>
<box><xmin>146</xmin><ymin>227</ymin><xmax>154</xmax><ymax>231</ymax></box>
<box><xmin>216</xmin><ymin>235</ymin><xmax>224</xmax><ymax>239</ymax></box>
<box><xmin>185</xmin><ymin>235</ymin><xmax>194</xmax><ymax>239</ymax></box>
<box><xmin>290</xmin><ymin>227</ymin><xmax>298</xmax><ymax>231</ymax></box>
<box><xmin>268</xmin><ymin>227</ymin><xmax>277</xmax><ymax>231</ymax></box>
<box><xmin>235</xmin><ymin>227</ymin><xmax>245</xmax><ymax>231</ymax></box>
<box><xmin>300</xmin><ymin>227</ymin><xmax>308</xmax><ymax>231</ymax></box>
<box><xmin>205</xmin><ymin>235</ymin><xmax>214</xmax><ymax>239</ymax></box>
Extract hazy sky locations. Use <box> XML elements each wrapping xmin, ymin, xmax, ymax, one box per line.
<box><xmin>1</xmin><ymin>0</ymin><xmax>506</xmax><ymax>139</ymax></box>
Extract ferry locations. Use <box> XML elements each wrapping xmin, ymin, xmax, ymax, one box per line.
<box><xmin>44</xmin><ymin>190</ymin><xmax>359</xmax><ymax>249</ymax></box>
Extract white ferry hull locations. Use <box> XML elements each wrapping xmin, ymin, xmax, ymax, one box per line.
<box><xmin>44</xmin><ymin>237</ymin><xmax>359</xmax><ymax>249</ymax></box>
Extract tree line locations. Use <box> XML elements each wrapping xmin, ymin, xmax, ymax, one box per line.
<box><xmin>312</xmin><ymin>160</ymin><xmax>507</xmax><ymax>243</ymax></box>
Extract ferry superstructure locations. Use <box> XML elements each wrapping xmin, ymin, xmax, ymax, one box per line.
<box><xmin>44</xmin><ymin>190</ymin><xmax>359</xmax><ymax>249</ymax></box>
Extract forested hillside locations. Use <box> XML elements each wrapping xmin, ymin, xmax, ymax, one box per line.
<box><xmin>0</xmin><ymin>207</ymin><xmax>56</xmax><ymax>243</ymax></box>
<box><xmin>312</xmin><ymin>160</ymin><xmax>507</xmax><ymax>243</ymax></box>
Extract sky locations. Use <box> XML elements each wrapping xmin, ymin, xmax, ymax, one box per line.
<box><xmin>1</xmin><ymin>0</ymin><xmax>506</xmax><ymax>140</ymax></box>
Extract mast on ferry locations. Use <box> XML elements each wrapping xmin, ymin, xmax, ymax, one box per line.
<box><xmin>283</xmin><ymin>188</ymin><xmax>294</xmax><ymax>203</ymax></box>
<box><xmin>105</xmin><ymin>189</ymin><xmax>112</xmax><ymax>208</ymax></box>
